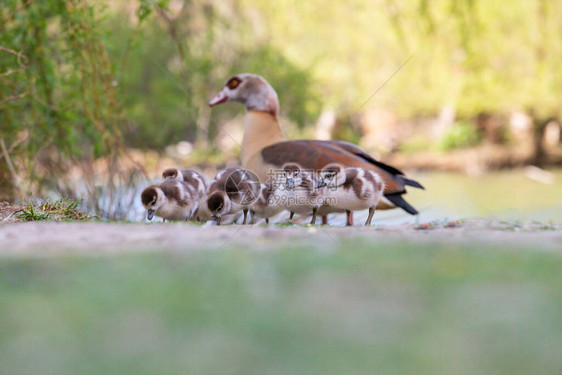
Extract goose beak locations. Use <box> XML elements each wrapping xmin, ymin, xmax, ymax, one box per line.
<box><xmin>209</xmin><ymin>89</ymin><xmax>228</xmax><ymax>106</ymax></box>
<box><xmin>285</xmin><ymin>178</ymin><xmax>294</xmax><ymax>189</ymax></box>
<box><xmin>211</xmin><ymin>215</ymin><xmax>222</xmax><ymax>225</ymax></box>
<box><xmin>315</xmin><ymin>179</ymin><xmax>325</xmax><ymax>188</ymax></box>
<box><xmin>147</xmin><ymin>209</ymin><xmax>155</xmax><ymax>221</ymax></box>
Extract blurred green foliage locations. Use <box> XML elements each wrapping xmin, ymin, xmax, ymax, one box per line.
<box><xmin>437</xmin><ymin>120</ymin><xmax>483</xmax><ymax>151</ymax></box>
<box><xmin>0</xmin><ymin>1</ymin><xmax>123</xmax><ymax>157</ymax></box>
<box><xmin>246</xmin><ymin>0</ymin><xmax>562</xmax><ymax>118</ymax></box>
<box><xmin>103</xmin><ymin>1</ymin><xmax>320</xmax><ymax>150</ymax></box>
<box><xmin>0</xmin><ymin>1</ymin><xmax>125</xmax><ymax>199</ymax></box>
<box><xmin>399</xmin><ymin>135</ymin><xmax>433</xmax><ymax>153</ymax></box>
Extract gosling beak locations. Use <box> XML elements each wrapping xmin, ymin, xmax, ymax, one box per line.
<box><xmin>211</xmin><ymin>215</ymin><xmax>222</xmax><ymax>225</ymax></box>
<box><xmin>209</xmin><ymin>89</ymin><xmax>228</xmax><ymax>106</ymax></box>
<box><xmin>315</xmin><ymin>179</ymin><xmax>325</xmax><ymax>188</ymax></box>
<box><xmin>285</xmin><ymin>178</ymin><xmax>294</xmax><ymax>189</ymax></box>
<box><xmin>147</xmin><ymin>209</ymin><xmax>155</xmax><ymax>221</ymax></box>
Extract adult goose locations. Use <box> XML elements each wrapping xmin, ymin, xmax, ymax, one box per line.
<box><xmin>209</xmin><ymin>73</ymin><xmax>423</xmax><ymax>215</ymax></box>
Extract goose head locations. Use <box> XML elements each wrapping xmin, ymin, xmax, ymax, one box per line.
<box><xmin>141</xmin><ymin>185</ymin><xmax>166</xmax><ymax>220</ymax></box>
<box><xmin>209</xmin><ymin>73</ymin><xmax>279</xmax><ymax>115</ymax></box>
<box><xmin>316</xmin><ymin>163</ymin><xmax>346</xmax><ymax>189</ymax></box>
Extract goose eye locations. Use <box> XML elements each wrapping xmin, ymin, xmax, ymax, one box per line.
<box><xmin>226</xmin><ymin>77</ymin><xmax>241</xmax><ymax>90</ymax></box>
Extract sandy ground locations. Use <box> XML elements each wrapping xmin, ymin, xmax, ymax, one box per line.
<box><xmin>0</xmin><ymin>219</ymin><xmax>560</xmax><ymax>256</ymax></box>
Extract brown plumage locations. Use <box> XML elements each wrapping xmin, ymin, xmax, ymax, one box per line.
<box><xmin>209</xmin><ymin>73</ymin><xmax>423</xmax><ymax>216</ymax></box>
<box><xmin>206</xmin><ymin>167</ymin><xmax>261</xmax><ymax>224</ymax></box>
<box><xmin>317</xmin><ymin>163</ymin><xmax>385</xmax><ymax>226</ymax></box>
<box><xmin>261</xmin><ymin>140</ymin><xmax>404</xmax><ymax>194</ymax></box>
<box><xmin>162</xmin><ymin>168</ymin><xmax>207</xmax><ymax>196</ymax></box>
<box><xmin>162</xmin><ymin>167</ymin><xmax>210</xmax><ymax>221</ymax></box>
<box><xmin>141</xmin><ymin>179</ymin><xmax>198</xmax><ymax>221</ymax></box>
<box><xmin>141</xmin><ymin>180</ymin><xmax>193</xmax><ymax>208</ymax></box>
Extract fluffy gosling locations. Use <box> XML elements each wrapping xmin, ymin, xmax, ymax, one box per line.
<box><xmin>316</xmin><ymin>163</ymin><xmax>385</xmax><ymax>226</ymax></box>
<box><xmin>275</xmin><ymin>162</ymin><xmax>319</xmax><ymax>224</ymax></box>
<box><xmin>141</xmin><ymin>179</ymin><xmax>199</xmax><ymax>222</ymax></box>
<box><xmin>162</xmin><ymin>167</ymin><xmax>210</xmax><ymax>221</ymax></box>
<box><xmin>249</xmin><ymin>181</ymin><xmax>286</xmax><ymax>224</ymax></box>
<box><xmin>206</xmin><ymin>167</ymin><xmax>261</xmax><ymax>224</ymax></box>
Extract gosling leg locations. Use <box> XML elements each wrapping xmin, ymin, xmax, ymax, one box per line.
<box><xmin>365</xmin><ymin>207</ymin><xmax>375</xmax><ymax>226</ymax></box>
<box><xmin>322</xmin><ymin>215</ymin><xmax>328</xmax><ymax>225</ymax></box>
<box><xmin>345</xmin><ymin>210</ymin><xmax>352</xmax><ymax>226</ymax></box>
<box><xmin>243</xmin><ymin>209</ymin><xmax>248</xmax><ymax>224</ymax></box>
<box><xmin>310</xmin><ymin>207</ymin><xmax>318</xmax><ymax>225</ymax></box>
<box><xmin>289</xmin><ymin>211</ymin><xmax>295</xmax><ymax>221</ymax></box>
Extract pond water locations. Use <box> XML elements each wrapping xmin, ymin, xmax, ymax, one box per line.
<box><xmin>368</xmin><ymin>168</ymin><xmax>562</xmax><ymax>225</ymax></box>
<box><xmin>120</xmin><ymin>169</ymin><xmax>562</xmax><ymax>225</ymax></box>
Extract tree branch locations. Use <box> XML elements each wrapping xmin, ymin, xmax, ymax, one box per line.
<box><xmin>0</xmin><ymin>45</ymin><xmax>29</xmax><ymax>66</ymax></box>
<box><xmin>0</xmin><ymin>92</ymin><xmax>27</xmax><ymax>105</ymax></box>
<box><xmin>0</xmin><ymin>0</ymin><xmax>36</xmax><ymax>31</ymax></box>
<box><xmin>0</xmin><ymin>133</ymin><xmax>27</xmax><ymax>159</ymax></box>
<box><xmin>0</xmin><ymin>68</ymin><xmax>25</xmax><ymax>78</ymax></box>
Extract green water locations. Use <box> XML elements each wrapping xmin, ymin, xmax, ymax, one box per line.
<box><xmin>371</xmin><ymin>168</ymin><xmax>562</xmax><ymax>224</ymax></box>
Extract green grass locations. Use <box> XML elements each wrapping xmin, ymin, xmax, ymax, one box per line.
<box><xmin>1</xmin><ymin>240</ymin><xmax>561</xmax><ymax>375</ymax></box>
<box><xmin>13</xmin><ymin>202</ymin><xmax>50</xmax><ymax>221</ymax></box>
<box><xmin>14</xmin><ymin>199</ymin><xmax>92</xmax><ymax>222</ymax></box>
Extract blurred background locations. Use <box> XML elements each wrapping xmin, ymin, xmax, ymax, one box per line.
<box><xmin>2</xmin><ymin>3</ymin><xmax>562</xmax><ymax>375</ymax></box>
<box><xmin>1</xmin><ymin>0</ymin><xmax>561</xmax><ymax>221</ymax></box>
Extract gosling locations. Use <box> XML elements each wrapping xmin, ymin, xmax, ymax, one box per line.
<box><xmin>162</xmin><ymin>167</ymin><xmax>210</xmax><ymax>221</ymax></box>
<box><xmin>249</xmin><ymin>181</ymin><xmax>286</xmax><ymax>224</ymax></box>
<box><xmin>316</xmin><ymin>163</ymin><xmax>385</xmax><ymax>226</ymax></box>
<box><xmin>275</xmin><ymin>162</ymin><xmax>319</xmax><ymax>224</ymax></box>
<box><xmin>141</xmin><ymin>179</ymin><xmax>199</xmax><ymax>222</ymax></box>
<box><xmin>206</xmin><ymin>167</ymin><xmax>261</xmax><ymax>224</ymax></box>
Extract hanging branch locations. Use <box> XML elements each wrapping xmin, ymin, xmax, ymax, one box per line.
<box><xmin>0</xmin><ymin>45</ymin><xmax>29</xmax><ymax>66</ymax></box>
<box><xmin>0</xmin><ymin>0</ymin><xmax>36</xmax><ymax>31</ymax></box>
<box><xmin>0</xmin><ymin>92</ymin><xmax>27</xmax><ymax>105</ymax></box>
<box><xmin>0</xmin><ymin>68</ymin><xmax>25</xmax><ymax>78</ymax></box>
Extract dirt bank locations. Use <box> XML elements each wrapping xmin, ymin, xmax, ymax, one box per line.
<box><xmin>0</xmin><ymin>219</ymin><xmax>560</xmax><ymax>257</ymax></box>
